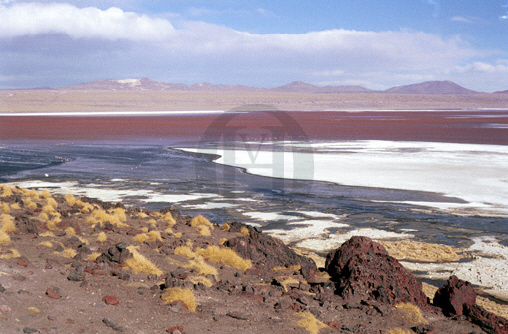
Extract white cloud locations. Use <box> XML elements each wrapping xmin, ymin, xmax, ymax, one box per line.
<box><xmin>451</xmin><ymin>16</ymin><xmax>473</xmax><ymax>23</ymax></box>
<box><xmin>0</xmin><ymin>2</ymin><xmax>505</xmax><ymax>91</ymax></box>
<box><xmin>0</xmin><ymin>2</ymin><xmax>174</xmax><ymax>40</ymax></box>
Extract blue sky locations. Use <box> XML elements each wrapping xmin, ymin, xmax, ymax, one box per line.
<box><xmin>1</xmin><ymin>0</ymin><xmax>507</xmax><ymax>91</ymax></box>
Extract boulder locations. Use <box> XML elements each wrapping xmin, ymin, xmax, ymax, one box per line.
<box><xmin>433</xmin><ymin>275</ymin><xmax>475</xmax><ymax>316</ymax></box>
<box><xmin>434</xmin><ymin>275</ymin><xmax>508</xmax><ymax>334</ymax></box>
<box><xmin>225</xmin><ymin>223</ymin><xmax>317</xmax><ymax>279</ymax></box>
<box><xmin>325</xmin><ymin>236</ymin><xmax>427</xmax><ymax>306</ymax></box>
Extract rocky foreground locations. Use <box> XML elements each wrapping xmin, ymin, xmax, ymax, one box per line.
<box><xmin>1</xmin><ymin>185</ymin><xmax>507</xmax><ymax>334</ymax></box>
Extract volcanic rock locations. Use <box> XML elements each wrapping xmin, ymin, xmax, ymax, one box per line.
<box><xmin>434</xmin><ymin>276</ymin><xmax>508</xmax><ymax>333</ymax></box>
<box><xmin>225</xmin><ymin>222</ymin><xmax>317</xmax><ymax>279</ymax></box>
<box><xmin>325</xmin><ymin>236</ymin><xmax>427</xmax><ymax>306</ymax></box>
<box><xmin>95</xmin><ymin>242</ymin><xmax>130</xmax><ymax>265</ymax></box>
<box><xmin>433</xmin><ymin>275</ymin><xmax>476</xmax><ymax>316</ymax></box>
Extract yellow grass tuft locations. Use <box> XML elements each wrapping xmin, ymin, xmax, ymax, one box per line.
<box><xmin>0</xmin><ymin>248</ymin><xmax>21</xmax><ymax>259</ymax></box>
<box><xmin>10</xmin><ymin>202</ymin><xmax>20</xmax><ymax>210</ymax></box>
<box><xmin>26</xmin><ymin>307</ymin><xmax>40</xmax><ymax>314</ymax></box>
<box><xmin>281</xmin><ymin>277</ymin><xmax>301</xmax><ymax>292</ymax></box>
<box><xmin>187</xmin><ymin>257</ymin><xmax>218</xmax><ymax>278</ymax></box>
<box><xmin>477</xmin><ymin>296</ymin><xmax>508</xmax><ymax>319</ymax></box>
<box><xmin>75</xmin><ymin>199</ymin><xmax>94</xmax><ymax>213</ymax></box>
<box><xmin>65</xmin><ymin>227</ymin><xmax>76</xmax><ymax>237</ymax></box>
<box><xmin>174</xmin><ymin>245</ymin><xmax>197</xmax><ymax>259</ymax></box>
<box><xmin>97</xmin><ymin>231</ymin><xmax>107</xmax><ymax>242</ymax></box>
<box><xmin>395</xmin><ymin>303</ymin><xmax>427</xmax><ymax>325</ymax></box>
<box><xmin>195</xmin><ymin>245</ymin><xmax>252</xmax><ymax>271</ymax></box>
<box><xmin>296</xmin><ymin>312</ymin><xmax>328</xmax><ymax>334</ymax></box>
<box><xmin>38</xmin><ymin>212</ymin><xmax>49</xmax><ymax>222</ymax></box>
<box><xmin>164</xmin><ymin>227</ymin><xmax>173</xmax><ymax>234</ymax></box>
<box><xmin>137</xmin><ymin>212</ymin><xmax>149</xmax><ymax>219</ymax></box>
<box><xmin>46</xmin><ymin>197</ymin><xmax>58</xmax><ymax>210</ymax></box>
<box><xmin>0</xmin><ymin>231</ymin><xmax>11</xmax><ymax>245</ymax></box>
<box><xmin>148</xmin><ymin>218</ymin><xmax>157</xmax><ymax>227</ymax></box>
<box><xmin>88</xmin><ymin>209</ymin><xmax>128</xmax><ymax>228</ymax></box>
<box><xmin>163</xmin><ymin>212</ymin><xmax>177</xmax><ymax>227</ymax></box>
<box><xmin>1</xmin><ymin>214</ymin><xmax>16</xmax><ymax>234</ymax></box>
<box><xmin>38</xmin><ymin>241</ymin><xmax>53</xmax><ymax>248</ymax></box>
<box><xmin>174</xmin><ymin>232</ymin><xmax>182</xmax><ymax>238</ymax></box>
<box><xmin>381</xmin><ymin>240</ymin><xmax>461</xmax><ymax>262</ymax></box>
<box><xmin>161</xmin><ymin>287</ymin><xmax>198</xmax><ymax>312</ymax></box>
<box><xmin>54</xmin><ymin>248</ymin><xmax>77</xmax><ymax>258</ymax></box>
<box><xmin>190</xmin><ymin>215</ymin><xmax>214</xmax><ymax>229</ymax></box>
<box><xmin>133</xmin><ymin>233</ymin><xmax>150</xmax><ymax>243</ymax></box>
<box><xmin>42</xmin><ymin>205</ymin><xmax>56</xmax><ymax>215</ymax></box>
<box><xmin>86</xmin><ymin>252</ymin><xmax>101</xmax><ymax>261</ymax></box>
<box><xmin>1</xmin><ymin>202</ymin><xmax>10</xmax><ymax>214</ymax></box>
<box><xmin>188</xmin><ymin>275</ymin><xmax>214</xmax><ymax>287</ymax></box>
<box><xmin>40</xmin><ymin>190</ymin><xmax>52</xmax><ymax>199</ymax></box>
<box><xmin>133</xmin><ymin>231</ymin><xmax>163</xmax><ymax>243</ymax></box>
<box><xmin>24</xmin><ymin>199</ymin><xmax>37</xmax><ymax>210</ymax></box>
<box><xmin>219</xmin><ymin>238</ymin><xmax>228</xmax><ymax>246</ymax></box>
<box><xmin>125</xmin><ymin>246</ymin><xmax>163</xmax><ymax>276</ymax></box>
<box><xmin>240</xmin><ymin>226</ymin><xmax>250</xmax><ymax>236</ymax></box>
<box><xmin>46</xmin><ymin>216</ymin><xmax>62</xmax><ymax>231</ymax></box>
<box><xmin>39</xmin><ymin>231</ymin><xmax>55</xmax><ymax>237</ymax></box>
<box><xmin>221</xmin><ymin>223</ymin><xmax>230</xmax><ymax>231</ymax></box>
<box><xmin>26</xmin><ymin>189</ymin><xmax>40</xmax><ymax>200</ymax></box>
<box><xmin>196</xmin><ymin>225</ymin><xmax>211</xmax><ymax>236</ymax></box>
<box><xmin>65</xmin><ymin>194</ymin><xmax>76</xmax><ymax>206</ymax></box>
<box><xmin>0</xmin><ymin>184</ymin><xmax>14</xmax><ymax>197</ymax></box>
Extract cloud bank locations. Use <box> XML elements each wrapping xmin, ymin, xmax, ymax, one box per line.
<box><xmin>0</xmin><ymin>2</ymin><xmax>506</xmax><ymax>91</ymax></box>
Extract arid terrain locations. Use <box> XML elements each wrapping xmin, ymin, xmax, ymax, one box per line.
<box><xmin>1</xmin><ymin>89</ymin><xmax>508</xmax><ymax>113</ymax></box>
<box><xmin>1</xmin><ymin>185</ymin><xmax>507</xmax><ymax>334</ymax></box>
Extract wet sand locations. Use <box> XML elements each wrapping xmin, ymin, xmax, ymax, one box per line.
<box><xmin>1</xmin><ymin>110</ymin><xmax>508</xmax><ymax>145</ymax></box>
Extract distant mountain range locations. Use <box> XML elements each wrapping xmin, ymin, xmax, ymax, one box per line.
<box><xmin>60</xmin><ymin>78</ymin><xmax>486</xmax><ymax>94</ymax></box>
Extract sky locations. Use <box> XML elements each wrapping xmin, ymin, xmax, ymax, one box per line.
<box><xmin>0</xmin><ymin>0</ymin><xmax>507</xmax><ymax>91</ymax></box>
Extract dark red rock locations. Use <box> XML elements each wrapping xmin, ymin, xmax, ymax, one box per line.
<box><xmin>95</xmin><ymin>242</ymin><xmax>130</xmax><ymax>265</ymax></box>
<box><xmin>465</xmin><ymin>304</ymin><xmax>508</xmax><ymax>334</ymax></box>
<box><xmin>46</xmin><ymin>287</ymin><xmax>61</xmax><ymax>299</ymax></box>
<box><xmin>328</xmin><ymin>321</ymin><xmax>341</xmax><ymax>329</ymax></box>
<box><xmin>102</xmin><ymin>295</ymin><xmax>119</xmax><ymax>305</ymax></box>
<box><xmin>433</xmin><ymin>275</ymin><xmax>476</xmax><ymax>316</ymax></box>
<box><xmin>325</xmin><ymin>236</ymin><xmax>427</xmax><ymax>307</ymax></box>
<box><xmin>166</xmin><ymin>326</ymin><xmax>183</xmax><ymax>334</ymax></box>
<box><xmin>225</xmin><ymin>222</ymin><xmax>317</xmax><ymax>279</ymax></box>
<box><xmin>17</xmin><ymin>258</ymin><xmax>29</xmax><ymax>267</ymax></box>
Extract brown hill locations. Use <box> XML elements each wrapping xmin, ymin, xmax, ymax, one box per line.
<box><xmin>270</xmin><ymin>81</ymin><xmax>372</xmax><ymax>93</ymax></box>
<box><xmin>385</xmin><ymin>81</ymin><xmax>477</xmax><ymax>94</ymax></box>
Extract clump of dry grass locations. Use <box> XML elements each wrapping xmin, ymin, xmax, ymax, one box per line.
<box><xmin>477</xmin><ymin>296</ymin><xmax>508</xmax><ymax>319</ymax></box>
<box><xmin>190</xmin><ymin>215</ymin><xmax>214</xmax><ymax>229</ymax></box>
<box><xmin>381</xmin><ymin>240</ymin><xmax>461</xmax><ymax>262</ymax></box>
<box><xmin>188</xmin><ymin>275</ymin><xmax>213</xmax><ymax>288</ymax></box>
<box><xmin>65</xmin><ymin>227</ymin><xmax>76</xmax><ymax>237</ymax></box>
<box><xmin>0</xmin><ymin>248</ymin><xmax>20</xmax><ymax>259</ymax></box>
<box><xmin>38</xmin><ymin>212</ymin><xmax>49</xmax><ymax>222</ymax></box>
<box><xmin>87</xmin><ymin>209</ymin><xmax>128</xmax><ymax>228</ymax></box>
<box><xmin>195</xmin><ymin>245</ymin><xmax>252</xmax><ymax>271</ymax></box>
<box><xmin>137</xmin><ymin>212</ymin><xmax>149</xmax><ymax>219</ymax></box>
<box><xmin>10</xmin><ymin>202</ymin><xmax>20</xmax><ymax>210</ymax></box>
<box><xmin>0</xmin><ymin>184</ymin><xmax>14</xmax><ymax>197</ymax></box>
<box><xmin>86</xmin><ymin>252</ymin><xmax>101</xmax><ymax>261</ymax></box>
<box><xmin>26</xmin><ymin>307</ymin><xmax>40</xmax><ymax>314</ymax></box>
<box><xmin>161</xmin><ymin>287</ymin><xmax>198</xmax><ymax>312</ymax></box>
<box><xmin>46</xmin><ymin>197</ymin><xmax>58</xmax><ymax>210</ymax></box>
<box><xmin>163</xmin><ymin>212</ymin><xmax>177</xmax><ymax>227</ymax></box>
<box><xmin>40</xmin><ymin>190</ymin><xmax>52</xmax><ymax>199</ymax></box>
<box><xmin>1</xmin><ymin>202</ymin><xmax>10</xmax><ymax>214</ymax></box>
<box><xmin>171</xmin><ymin>246</ymin><xmax>218</xmax><ymax>279</ymax></box>
<box><xmin>295</xmin><ymin>312</ymin><xmax>328</xmax><ymax>334</ymax></box>
<box><xmin>38</xmin><ymin>241</ymin><xmax>53</xmax><ymax>248</ymax></box>
<box><xmin>395</xmin><ymin>303</ymin><xmax>427</xmax><ymax>325</ymax></box>
<box><xmin>96</xmin><ymin>231</ymin><xmax>107</xmax><ymax>242</ymax></box>
<box><xmin>124</xmin><ymin>246</ymin><xmax>163</xmax><ymax>276</ymax></box>
<box><xmin>65</xmin><ymin>194</ymin><xmax>76</xmax><ymax>206</ymax></box>
<box><xmin>281</xmin><ymin>277</ymin><xmax>300</xmax><ymax>292</ymax></box>
<box><xmin>240</xmin><ymin>226</ymin><xmax>250</xmax><ymax>236</ymax></box>
<box><xmin>39</xmin><ymin>231</ymin><xmax>56</xmax><ymax>237</ymax></box>
<box><xmin>219</xmin><ymin>238</ymin><xmax>228</xmax><ymax>245</ymax></box>
<box><xmin>133</xmin><ymin>231</ymin><xmax>163</xmax><ymax>243</ymax></box>
<box><xmin>173</xmin><ymin>232</ymin><xmax>182</xmax><ymax>238</ymax></box>
<box><xmin>0</xmin><ymin>213</ymin><xmax>16</xmax><ymax>245</ymax></box>
<box><xmin>46</xmin><ymin>216</ymin><xmax>62</xmax><ymax>231</ymax></box>
<box><xmin>53</xmin><ymin>248</ymin><xmax>77</xmax><ymax>258</ymax></box>
<box><xmin>23</xmin><ymin>198</ymin><xmax>38</xmax><ymax>210</ymax></box>
<box><xmin>221</xmin><ymin>223</ymin><xmax>230</xmax><ymax>231</ymax></box>
<box><xmin>196</xmin><ymin>225</ymin><xmax>211</xmax><ymax>236</ymax></box>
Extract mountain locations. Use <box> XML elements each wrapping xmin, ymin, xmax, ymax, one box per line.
<box><xmin>62</xmin><ymin>78</ymin><xmax>264</xmax><ymax>92</ymax></box>
<box><xmin>493</xmin><ymin>89</ymin><xmax>508</xmax><ymax>94</ymax></box>
<box><xmin>384</xmin><ymin>80</ymin><xmax>477</xmax><ymax>94</ymax></box>
<box><xmin>270</xmin><ymin>81</ymin><xmax>372</xmax><ymax>93</ymax></box>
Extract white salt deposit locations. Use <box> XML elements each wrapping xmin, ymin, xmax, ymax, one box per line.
<box><xmin>242</xmin><ymin>211</ymin><xmax>300</xmax><ymax>222</ymax></box>
<box><xmin>179</xmin><ymin>140</ymin><xmax>508</xmax><ymax>215</ymax></box>
<box><xmin>267</xmin><ymin>219</ymin><xmax>349</xmax><ymax>244</ymax></box>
